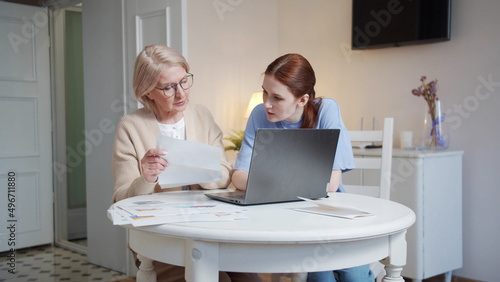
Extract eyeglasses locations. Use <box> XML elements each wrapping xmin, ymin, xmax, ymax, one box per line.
<box><xmin>155</xmin><ymin>73</ymin><xmax>194</xmax><ymax>98</ymax></box>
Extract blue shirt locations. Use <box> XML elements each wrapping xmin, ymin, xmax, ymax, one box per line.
<box><xmin>235</xmin><ymin>98</ymin><xmax>355</xmax><ymax>192</ymax></box>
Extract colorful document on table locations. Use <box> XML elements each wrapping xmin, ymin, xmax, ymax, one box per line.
<box><xmin>294</xmin><ymin>197</ymin><xmax>374</xmax><ymax>219</ymax></box>
<box><xmin>108</xmin><ymin>200</ymin><xmax>248</xmax><ymax>227</ymax></box>
<box><xmin>156</xmin><ymin>134</ymin><xmax>222</xmax><ymax>188</ymax></box>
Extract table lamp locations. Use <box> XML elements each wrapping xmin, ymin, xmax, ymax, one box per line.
<box><xmin>245</xmin><ymin>91</ymin><xmax>263</xmax><ymax>118</ymax></box>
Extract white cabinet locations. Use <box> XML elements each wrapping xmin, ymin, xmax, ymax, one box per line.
<box><xmin>343</xmin><ymin>149</ymin><xmax>463</xmax><ymax>282</ymax></box>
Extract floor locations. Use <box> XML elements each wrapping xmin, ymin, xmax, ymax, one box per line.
<box><xmin>0</xmin><ymin>244</ymin><xmax>129</xmax><ymax>282</ymax></box>
<box><xmin>0</xmin><ymin>243</ymin><xmax>454</xmax><ymax>282</ymax></box>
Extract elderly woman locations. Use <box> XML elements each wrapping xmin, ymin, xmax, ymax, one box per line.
<box><xmin>112</xmin><ymin>44</ymin><xmax>261</xmax><ymax>282</ymax></box>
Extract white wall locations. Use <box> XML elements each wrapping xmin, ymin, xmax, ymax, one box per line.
<box><xmin>186</xmin><ymin>0</ymin><xmax>279</xmax><ymax>132</ymax></box>
<box><xmin>274</xmin><ymin>1</ymin><xmax>499</xmax><ymax>281</ymax></box>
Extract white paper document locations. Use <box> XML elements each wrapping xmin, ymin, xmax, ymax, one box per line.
<box><xmin>156</xmin><ymin>134</ymin><xmax>222</xmax><ymax>188</ymax></box>
<box><xmin>109</xmin><ymin>200</ymin><xmax>248</xmax><ymax>227</ymax></box>
<box><xmin>294</xmin><ymin>197</ymin><xmax>374</xmax><ymax>219</ymax></box>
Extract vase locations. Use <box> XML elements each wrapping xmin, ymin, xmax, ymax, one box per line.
<box><xmin>423</xmin><ymin>100</ymin><xmax>449</xmax><ymax>150</ymax></box>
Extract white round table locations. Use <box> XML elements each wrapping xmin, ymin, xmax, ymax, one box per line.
<box><xmin>111</xmin><ymin>191</ymin><xmax>415</xmax><ymax>282</ymax></box>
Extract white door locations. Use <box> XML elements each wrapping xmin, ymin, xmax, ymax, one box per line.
<box><xmin>0</xmin><ymin>2</ymin><xmax>53</xmax><ymax>252</ymax></box>
<box><xmin>124</xmin><ymin>0</ymin><xmax>187</xmax><ymax>113</ymax></box>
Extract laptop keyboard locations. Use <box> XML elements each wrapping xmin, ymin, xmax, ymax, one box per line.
<box><xmin>225</xmin><ymin>194</ymin><xmax>245</xmax><ymax>200</ymax></box>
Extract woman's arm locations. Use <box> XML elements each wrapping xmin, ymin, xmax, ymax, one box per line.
<box><xmin>112</xmin><ymin>116</ymin><xmax>159</xmax><ymax>203</ymax></box>
<box><xmin>198</xmin><ymin>126</ymin><xmax>233</xmax><ymax>190</ymax></box>
<box><xmin>193</xmin><ymin>105</ymin><xmax>232</xmax><ymax>190</ymax></box>
<box><xmin>318</xmin><ymin>99</ymin><xmax>355</xmax><ymax>188</ymax></box>
<box><xmin>328</xmin><ymin>170</ymin><xmax>342</xmax><ymax>192</ymax></box>
<box><xmin>231</xmin><ymin>107</ymin><xmax>261</xmax><ymax>191</ymax></box>
<box><xmin>232</xmin><ymin>169</ymin><xmax>249</xmax><ymax>191</ymax></box>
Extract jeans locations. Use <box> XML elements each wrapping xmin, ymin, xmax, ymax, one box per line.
<box><xmin>307</xmin><ymin>264</ymin><xmax>374</xmax><ymax>282</ymax></box>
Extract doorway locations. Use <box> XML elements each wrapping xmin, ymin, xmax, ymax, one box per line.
<box><xmin>52</xmin><ymin>3</ymin><xmax>87</xmax><ymax>253</ymax></box>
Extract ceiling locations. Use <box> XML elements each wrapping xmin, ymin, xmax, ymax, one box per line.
<box><xmin>3</xmin><ymin>0</ymin><xmax>81</xmax><ymax>9</ymax></box>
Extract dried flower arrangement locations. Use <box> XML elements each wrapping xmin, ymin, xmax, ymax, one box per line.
<box><xmin>412</xmin><ymin>76</ymin><xmax>446</xmax><ymax>148</ymax></box>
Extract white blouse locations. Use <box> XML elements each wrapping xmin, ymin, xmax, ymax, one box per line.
<box><xmin>158</xmin><ymin>117</ymin><xmax>185</xmax><ymax>140</ymax></box>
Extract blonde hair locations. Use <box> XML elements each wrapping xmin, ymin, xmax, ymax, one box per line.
<box><xmin>133</xmin><ymin>44</ymin><xmax>190</xmax><ymax>112</ymax></box>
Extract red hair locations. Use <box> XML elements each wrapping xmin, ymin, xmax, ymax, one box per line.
<box><xmin>265</xmin><ymin>54</ymin><xmax>322</xmax><ymax>128</ymax></box>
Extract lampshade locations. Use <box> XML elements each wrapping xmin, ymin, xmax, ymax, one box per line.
<box><xmin>245</xmin><ymin>91</ymin><xmax>263</xmax><ymax>118</ymax></box>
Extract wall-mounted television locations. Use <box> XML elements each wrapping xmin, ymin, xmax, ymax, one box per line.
<box><xmin>352</xmin><ymin>0</ymin><xmax>452</xmax><ymax>50</ymax></box>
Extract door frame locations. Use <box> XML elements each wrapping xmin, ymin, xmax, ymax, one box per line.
<box><xmin>51</xmin><ymin>4</ymin><xmax>87</xmax><ymax>254</ymax></box>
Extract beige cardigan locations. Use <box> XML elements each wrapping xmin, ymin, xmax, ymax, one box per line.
<box><xmin>112</xmin><ymin>104</ymin><xmax>232</xmax><ymax>203</ymax></box>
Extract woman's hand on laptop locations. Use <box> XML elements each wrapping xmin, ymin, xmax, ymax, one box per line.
<box><xmin>232</xmin><ymin>169</ymin><xmax>249</xmax><ymax>191</ymax></box>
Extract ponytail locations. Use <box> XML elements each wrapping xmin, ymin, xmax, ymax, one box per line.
<box><xmin>302</xmin><ymin>95</ymin><xmax>322</xmax><ymax>129</ymax></box>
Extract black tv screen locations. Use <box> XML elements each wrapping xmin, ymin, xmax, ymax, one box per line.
<box><xmin>352</xmin><ymin>0</ymin><xmax>451</xmax><ymax>49</ymax></box>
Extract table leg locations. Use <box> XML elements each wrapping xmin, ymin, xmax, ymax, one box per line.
<box><xmin>381</xmin><ymin>231</ymin><xmax>407</xmax><ymax>282</ymax></box>
<box><xmin>381</xmin><ymin>263</ymin><xmax>404</xmax><ymax>282</ymax></box>
<box><xmin>444</xmin><ymin>271</ymin><xmax>452</xmax><ymax>282</ymax></box>
<box><xmin>184</xmin><ymin>240</ymin><xmax>220</xmax><ymax>282</ymax></box>
<box><xmin>136</xmin><ymin>254</ymin><xmax>156</xmax><ymax>282</ymax></box>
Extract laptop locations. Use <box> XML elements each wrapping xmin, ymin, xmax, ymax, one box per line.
<box><xmin>205</xmin><ymin>128</ymin><xmax>340</xmax><ymax>205</ymax></box>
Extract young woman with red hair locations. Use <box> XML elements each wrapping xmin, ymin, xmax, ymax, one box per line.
<box><xmin>232</xmin><ymin>53</ymin><xmax>374</xmax><ymax>282</ymax></box>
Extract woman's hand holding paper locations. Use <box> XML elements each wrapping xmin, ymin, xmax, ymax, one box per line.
<box><xmin>141</xmin><ymin>148</ymin><xmax>168</xmax><ymax>183</ymax></box>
